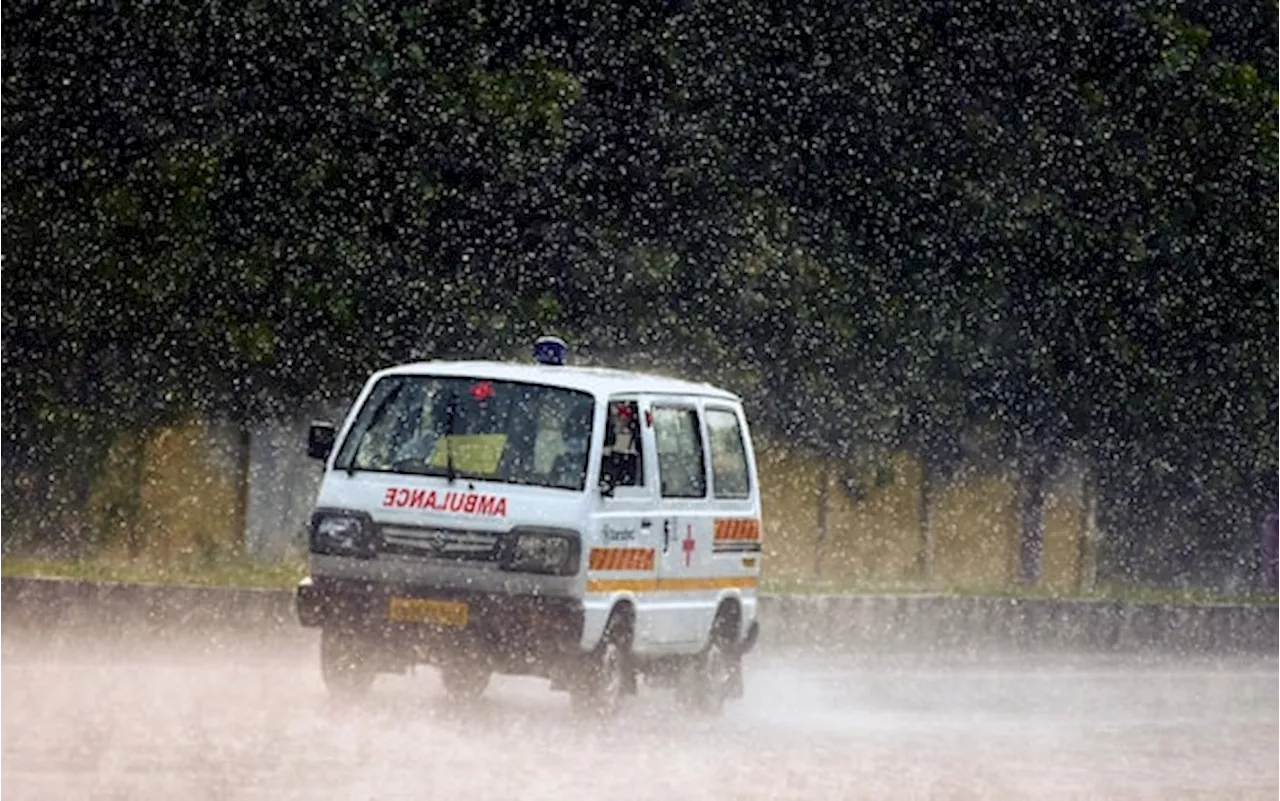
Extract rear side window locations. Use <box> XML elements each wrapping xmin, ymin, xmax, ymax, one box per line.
<box><xmin>706</xmin><ymin>408</ymin><xmax>750</xmax><ymax>499</ymax></box>
<box><xmin>652</xmin><ymin>406</ymin><xmax>707</xmax><ymax>498</ymax></box>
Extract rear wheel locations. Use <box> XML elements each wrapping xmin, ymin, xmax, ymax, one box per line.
<box><xmin>571</xmin><ymin>613</ymin><xmax>631</xmax><ymax>717</ymax></box>
<box><xmin>680</xmin><ymin>616</ymin><xmax>736</xmax><ymax>715</ymax></box>
<box><xmin>320</xmin><ymin>627</ymin><xmax>375</xmax><ymax>698</ymax></box>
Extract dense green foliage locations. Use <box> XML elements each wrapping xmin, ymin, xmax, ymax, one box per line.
<box><xmin>3</xmin><ymin>0</ymin><xmax>1275</xmax><ymax>585</ymax></box>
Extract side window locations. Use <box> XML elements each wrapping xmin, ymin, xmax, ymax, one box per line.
<box><xmin>652</xmin><ymin>406</ymin><xmax>707</xmax><ymax>498</ymax></box>
<box><xmin>706</xmin><ymin>408</ymin><xmax>750</xmax><ymax>499</ymax></box>
<box><xmin>600</xmin><ymin>400</ymin><xmax>644</xmax><ymax>488</ymax></box>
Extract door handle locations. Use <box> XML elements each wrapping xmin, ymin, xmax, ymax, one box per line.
<box><xmin>662</xmin><ymin>519</ymin><xmax>671</xmax><ymax>552</ymax></box>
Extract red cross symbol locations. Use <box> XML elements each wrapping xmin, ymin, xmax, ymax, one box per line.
<box><xmin>682</xmin><ymin>525</ymin><xmax>696</xmax><ymax>567</ymax></box>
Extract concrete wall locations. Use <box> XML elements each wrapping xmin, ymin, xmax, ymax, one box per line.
<box><xmin>3</xmin><ymin>577</ymin><xmax>1274</xmax><ymax>655</ymax></box>
<box><xmin>89</xmin><ymin>420</ymin><xmax>245</xmax><ymax>561</ymax></box>
<box><xmin>67</xmin><ymin>419</ymin><xmax>1099</xmax><ymax>595</ymax></box>
<box><xmin>761</xmin><ymin>593</ymin><xmax>1278</xmax><ymax>655</ymax></box>
<box><xmin>755</xmin><ymin>442</ymin><xmax>1096</xmax><ymax>591</ymax></box>
<box><xmin>930</xmin><ymin>468</ymin><xmax>1021</xmax><ymax>587</ymax></box>
<box><xmin>244</xmin><ymin>418</ymin><xmax>328</xmax><ymax>560</ymax></box>
<box><xmin>76</xmin><ymin>411</ymin><xmax>341</xmax><ymax>562</ymax></box>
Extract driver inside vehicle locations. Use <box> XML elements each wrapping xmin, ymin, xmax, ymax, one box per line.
<box><xmin>600</xmin><ymin>401</ymin><xmax>642</xmax><ymax>490</ymax></box>
<box><xmin>392</xmin><ymin>390</ymin><xmax>451</xmax><ymax>468</ymax></box>
<box><xmin>548</xmin><ymin>403</ymin><xmax>594</xmax><ymax>489</ymax></box>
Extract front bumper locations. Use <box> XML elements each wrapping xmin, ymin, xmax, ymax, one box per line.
<box><xmin>296</xmin><ymin>576</ymin><xmax>585</xmax><ymax>670</ymax></box>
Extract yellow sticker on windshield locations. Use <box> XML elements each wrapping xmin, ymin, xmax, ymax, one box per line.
<box><xmin>428</xmin><ymin>434</ymin><xmax>507</xmax><ymax>475</ymax></box>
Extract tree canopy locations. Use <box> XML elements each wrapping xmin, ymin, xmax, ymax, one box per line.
<box><xmin>3</xmin><ymin>0</ymin><xmax>1276</xmax><ymax>584</ymax></box>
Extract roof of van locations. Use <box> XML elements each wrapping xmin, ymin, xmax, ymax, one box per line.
<box><xmin>377</xmin><ymin>360</ymin><xmax>741</xmax><ymax>402</ymax></box>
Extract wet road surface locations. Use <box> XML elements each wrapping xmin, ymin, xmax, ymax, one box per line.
<box><xmin>2</xmin><ymin>631</ymin><xmax>1276</xmax><ymax>800</ymax></box>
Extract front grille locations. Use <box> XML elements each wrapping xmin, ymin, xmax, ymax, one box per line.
<box><xmin>380</xmin><ymin>525</ymin><xmax>503</xmax><ymax>562</ymax></box>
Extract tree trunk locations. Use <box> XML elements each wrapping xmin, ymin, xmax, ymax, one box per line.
<box><xmin>124</xmin><ymin>433</ymin><xmax>148</xmax><ymax>558</ymax></box>
<box><xmin>1076</xmin><ymin>465</ymin><xmax>1099</xmax><ymax>593</ymax></box>
<box><xmin>813</xmin><ymin>459</ymin><xmax>830</xmax><ymax>579</ymax></box>
<box><xmin>1017</xmin><ymin>453</ymin><xmax>1049</xmax><ymax>585</ymax></box>
<box><xmin>917</xmin><ymin>452</ymin><xmax>934</xmax><ymax>583</ymax></box>
<box><xmin>230</xmin><ymin>423</ymin><xmax>252</xmax><ymax>558</ymax></box>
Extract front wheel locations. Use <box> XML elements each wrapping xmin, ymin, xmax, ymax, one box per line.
<box><xmin>320</xmin><ymin>627</ymin><xmax>376</xmax><ymax>698</ymax></box>
<box><xmin>571</xmin><ymin>614</ymin><xmax>631</xmax><ymax>718</ymax></box>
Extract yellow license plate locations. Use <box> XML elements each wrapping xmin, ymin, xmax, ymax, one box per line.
<box><xmin>387</xmin><ymin>597</ymin><xmax>469</xmax><ymax>627</ymax></box>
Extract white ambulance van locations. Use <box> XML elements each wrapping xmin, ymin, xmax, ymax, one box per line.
<box><xmin>296</xmin><ymin>337</ymin><xmax>762</xmax><ymax>715</ymax></box>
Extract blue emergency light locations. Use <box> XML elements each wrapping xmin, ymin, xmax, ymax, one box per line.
<box><xmin>533</xmin><ymin>335</ymin><xmax>568</xmax><ymax>366</ymax></box>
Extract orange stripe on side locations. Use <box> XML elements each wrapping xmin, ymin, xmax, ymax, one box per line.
<box><xmin>588</xmin><ymin>547</ymin><xmax>655</xmax><ymax>572</ymax></box>
<box><xmin>713</xmin><ymin>519</ymin><xmax>730</xmax><ymax>540</ymax></box>
<box><xmin>627</xmin><ymin>549</ymin><xmax>655</xmax><ymax>570</ymax></box>
<box><xmin>720</xmin><ymin>519</ymin><xmax>735</xmax><ymax>540</ymax></box>
<box><xmin>588</xmin><ymin>549</ymin><xmax>608</xmax><ymax>571</ymax></box>
<box><xmin>714</xmin><ymin>518</ymin><xmax>761</xmax><ymax>541</ymax></box>
<box><xmin>586</xmin><ymin>578</ymin><xmax>658</xmax><ymax>593</ymax></box>
<box><xmin>656</xmin><ymin>576</ymin><xmax>758</xmax><ymax>591</ymax></box>
<box><xmin>592</xmin><ymin>548</ymin><xmax>610</xmax><ymax>571</ymax></box>
<box><xmin>585</xmin><ymin>576</ymin><xmax>758</xmax><ymax>594</ymax></box>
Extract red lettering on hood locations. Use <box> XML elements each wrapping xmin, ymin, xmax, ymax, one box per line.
<box><xmin>381</xmin><ymin>488</ymin><xmax>508</xmax><ymax>517</ymax></box>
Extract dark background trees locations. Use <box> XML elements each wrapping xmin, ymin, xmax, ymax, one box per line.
<box><xmin>3</xmin><ymin>0</ymin><xmax>1275</xmax><ymax>588</ymax></box>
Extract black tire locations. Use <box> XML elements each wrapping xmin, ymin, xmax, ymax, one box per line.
<box><xmin>320</xmin><ymin>627</ymin><xmax>375</xmax><ymax>698</ymax></box>
<box><xmin>680</xmin><ymin>615</ymin><xmax>735</xmax><ymax>716</ymax></box>
<box><xmin>571</xmin><ymin>613</ymin><xmax>631</xmax><ymax>718</ymax></box>
<box><xmin>439</xmin><ymin>660</ymin><xmax>491</xmax><ymax>701</ymax></box>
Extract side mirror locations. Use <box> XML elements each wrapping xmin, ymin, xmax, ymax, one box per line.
<box><xmin>307</xmin><ymin>422</ymin><xmax>336</xmax><ymax>461</ymax></box>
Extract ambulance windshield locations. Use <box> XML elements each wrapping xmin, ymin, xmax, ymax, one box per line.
<box><xmin>333</xmin><ymin>376</ymin><xmax>595</xmax><ymax>490</ymax></box>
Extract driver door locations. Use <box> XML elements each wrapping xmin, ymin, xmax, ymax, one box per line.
<box><xmin>591</xmin><ymin>398</ymin><xmax>663</xmax><ymax>650</ymax></box>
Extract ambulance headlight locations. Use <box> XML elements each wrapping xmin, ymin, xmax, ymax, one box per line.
<box><xmin>505</xmin><ymin>529</ymin><xmax>579</xmax><ymax>576</ymax></box>
<box><xmin>310</xmin><ymin>510</ymin><xmax>377</xmax><ymax>558</ymax></box>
